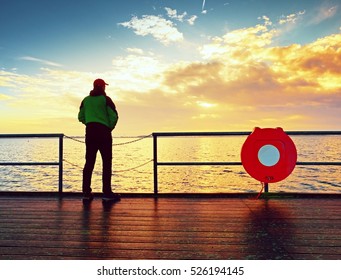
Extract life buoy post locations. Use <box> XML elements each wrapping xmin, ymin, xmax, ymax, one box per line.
<box><xmin>241</xmin><ymin>127</ymin><xmax>297</xmax><ymax>192</ymax></box>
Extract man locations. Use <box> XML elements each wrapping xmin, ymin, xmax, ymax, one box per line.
<box><xmin>78</xmin><ymin>78</ymin><xmax>120</xmax><ymax>202</ymax></box>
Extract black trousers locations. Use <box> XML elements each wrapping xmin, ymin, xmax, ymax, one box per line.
<box><xmin>82</xmin><ymin>123</ymin><xmax>112</xmax><ymax>195</ymax></box>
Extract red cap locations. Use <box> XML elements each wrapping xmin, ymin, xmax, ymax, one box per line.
<box><xmin>93</xmin><ymin>78</ymin><xmax>108</xmax><ymax>87</ymax></box>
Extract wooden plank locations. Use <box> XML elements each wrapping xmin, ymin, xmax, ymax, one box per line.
<box><xmin>0</xmin><ymin>195</ymin><xmax>340</xmax><ymax>260</ymax></box>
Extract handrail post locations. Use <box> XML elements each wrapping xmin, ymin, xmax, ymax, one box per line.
<box><xmin>58</xmin><ymin>134</ymin><xmax>64</xmax><ymax>194</ymax></box>
<box><xmin>153</xmin><ymin>133</ymin><xmax>158</xmax><ymax>195</ymax></box>
<box><xmin>264</xmin><ymin>183</ymin><xmax>269</xmax><ymax>193</ymax></box>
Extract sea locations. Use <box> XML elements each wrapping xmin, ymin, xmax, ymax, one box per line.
<box><xmin>0</xmin><ymin>134</ymin><xmax>340</xmax><ymax>194</ymax></box>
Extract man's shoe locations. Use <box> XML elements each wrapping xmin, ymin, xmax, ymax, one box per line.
<box><xmin>102</xmin><ymin>192</ymin><xmax>121</xmax><ymax>202</ymax></box>
<box><xmin>82</xmin><ymin>193</ymin><xmax>94</xmax><ymax>202</ymax></box>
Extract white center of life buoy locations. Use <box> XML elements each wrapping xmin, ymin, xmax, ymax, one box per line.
<box><xmin>258</xmin><ymin>144</ymin><xmax>280</xmax><ymax>167</ymax></box>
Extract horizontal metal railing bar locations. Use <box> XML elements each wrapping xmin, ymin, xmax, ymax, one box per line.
<box><xmin>152</xmin><ymin>131</ymin><xmax>341</xmax><ymax>194</ymax></box>
<box><xmin>158</xmin><ymin>162</ymin><xmax>242</xmax><ymax>166</ymax></box>
<box><xmin>297</xmin><ymin>162</ymin><xmax>341</xmax><ymax>166</ymax></box>
<box><xmin>153</xmin><ymin>132</ymin><xmax>250</xmax><ymax>137</ymax></box>
<box><xmin>157</xmin><ymin>161</ymin><xmax>341</xmax><ymax>166</ymax></box>
<box><xmin>152</xmin><ymin>131</ymin><xmax>341</xmax><ymax>137</ymax></box>
<box><xmin>0</xmin><ymin>134</ymin><xmax>64</xmax><ymax>138</ymax></box>
<box><xmin>0</xmin><ymin>162</ymin><xmax>60</xmax><ymax>166</ymax></box>
<box><xmin>286</xmin><ymin>131</ymin><xmax>341</xmax><ymax>136</ymax></box>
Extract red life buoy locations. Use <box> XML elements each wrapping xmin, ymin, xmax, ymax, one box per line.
<box><xmin>241</xmin><ymin>127</ymin><xmax>297</xmax><ymax>183</ymax></box>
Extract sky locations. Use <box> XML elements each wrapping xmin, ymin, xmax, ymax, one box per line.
<box><xmin>0</xmin><ymin>0</ymin><xmax>340</xmax><ymax>136</ymax></box>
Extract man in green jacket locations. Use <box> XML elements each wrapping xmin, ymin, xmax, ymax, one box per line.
<box><xmin>78</xmin><ymin>78</ymin><xmax>120</xmax><ymax>202</ymax></box>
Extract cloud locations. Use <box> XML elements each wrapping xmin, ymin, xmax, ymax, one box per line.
<box><xmin>119</xmin><ymin>15</ymin><xmax>183</xmax><ymax>45</ymax></box>
<box><xmin>18</xmin><ymin>56</ymin><xmax>63</xmax><ymax>67</ymax></box>
<box><xmin>201</xmin><ymin>0</ymin><xmax>207</xmax><ymax>14</ymax></box>
<box><xmin>111</xmin><ymin>53</ymin><xmax>167</xmax><ymax>93</ymax></box>
<box><xmin>0</xmin><ymin>93</ymin><xmax>11</xmax><ymax>100</ymax></box>
<box><xmin>309</xmin><ymin>4</ymin><xmax>338</xmax><ymax>25</ymax></box>
<box><xmin>126</xmin><ymin>48</ymin><xmax>144</xmax><ymax>55</ymax></box>
<box><xmin>199</xmin><ymin>23</ymin><xmax>276</xmax><ymax>62</ymax></box>
<box><xmin>258</xmin><ymin>15</ymin><xmax>272</xmax><ymax>26</ymax></box>
<box><xmin>268</xmin><ymin>33</ymin><xmax>341</xmax><ymax>90</ymax></box>
<box><xmin>165</xmin><ymin>7</ymin><xmax>187</xmax><ymax>22</ymax></box>
<box><xmin>187</xmin><ymin>15</ymin><xmax>198</xmax><ymax>25</ymax></box>
<box><xmin>1</xmin><ymin>13</ymin><xmax>341</xmax><ymax>134</ymax></box>
<box><xmin>156</xmin><ymin>19</ymin><xmax>341</xmax><ymax>131</ymax></box>
<box><xmin>165</xmin><ymin>7</ymin><xmax>198</xmax><ymax>25</ymax></box>
<box><xmin>278</xmin><ymin>11</ymin><xmax>305</xmax><ymax>25</ymax></box>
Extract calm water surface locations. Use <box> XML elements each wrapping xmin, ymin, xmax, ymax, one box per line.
<box><xmin>0</xmin><ymin>135</ymin><xmax>340</xmax><ymax>193</ymax></box>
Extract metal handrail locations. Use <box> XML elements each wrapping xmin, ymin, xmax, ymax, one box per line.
<box><xmin>0</xmin><ymin>134</ymin><xmax>64</xmax><ymax>193</ymax></box>
<box><xmin>1</xmin><ymin>131</ymin><xmax>340</xmax><ymax>195</ymax></box>
<box><xmin>152</xmin><ymin>131</ymin><xmax>341</xmax><ymax>194</ymax></box>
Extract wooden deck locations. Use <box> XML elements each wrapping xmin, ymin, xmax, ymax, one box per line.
<box><xmin>0</xmin><ymin>193</ymin><xmax>340</xmax><ymax>260</ymax></box>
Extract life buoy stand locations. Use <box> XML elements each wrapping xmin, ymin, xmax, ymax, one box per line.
<box><xmin>241</xmin><ymin>127</ymin><xmax>297</xmax><ymax>183</ymax></box>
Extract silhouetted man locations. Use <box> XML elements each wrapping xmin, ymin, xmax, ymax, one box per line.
<box><xmin>78</xmin><ymin>78</ymin><xmax>120</xmax><ymax>202</ymax></box>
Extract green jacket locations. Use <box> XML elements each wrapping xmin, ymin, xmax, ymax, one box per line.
<box><xmin>78</xmin><ymin>88</ymin><xmax>118</xmax><ymax>130</ymax></box>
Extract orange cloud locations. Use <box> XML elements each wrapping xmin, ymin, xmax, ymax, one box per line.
<box><xmin>141</xmin><ymin>24</ymin><xmax>341</xmax><ymax>131</ymax></box>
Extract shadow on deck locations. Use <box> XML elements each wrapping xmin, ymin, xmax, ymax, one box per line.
<box><xmin>0</xmin><ymin>193</ymin><xmax>340</xmax><ymax>260</ymax></box>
